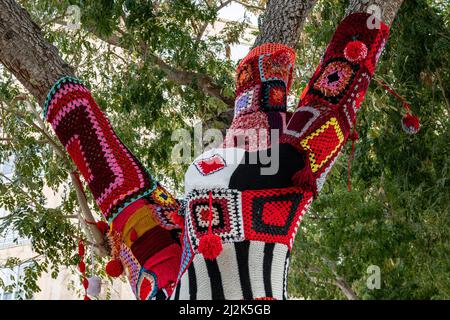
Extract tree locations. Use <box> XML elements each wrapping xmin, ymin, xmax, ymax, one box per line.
<box><xmin>0</xmin><ymin>0</ymin><xmax>448</xmax><ymax>299</ymax></box>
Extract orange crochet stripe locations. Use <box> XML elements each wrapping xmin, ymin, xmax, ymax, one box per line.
<box><xmin>237</xmin><ymin>43</ymin><xmax>296</xmax><ymax>73</ymax></box>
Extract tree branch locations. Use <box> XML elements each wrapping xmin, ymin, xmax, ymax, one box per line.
<box><xmin>0</xmin><ymin>96</ymin><xmax>109</xmax><ymax>256</ymax></box>
<box><xmin>333</xmin><ymin>277</ymin><xmax>359</xmax><ymax>300</ymax></box>
<box><xmin>149</xmin><ymin>54</ymin><xmax>234</xmax><ymax>107</ymax></box>
<box><xmin>86</xmin><ymin>26</ymin><xmax>235</xmax><ymax>108</ymax></box>
<box><xmin>70</xmin><ymin>172</ymin><xmax>108</xmax><ymax>257</ymax></box>
<box><xmin>0</xmin><ymin>97</ymin><xmax>72</xmax><ymax>167</ymax></box>
<box><xmin>0</xmin><ymin>0</ymin><xmax>74</xmax><ymax>105</ymax></box>
<box><xmin>232</xmin><ymin>0</ymin><xmax>265</xmax><ymax>11</ymax></box>
<box><xmin>211</xmin><ymin>0</ymin><xmax>406</xmax><ymax>128</ymax></box>
<box><xmin>305</xmin><ymin>262</ymin><xmax>359</xmax><ymax>300</ymax></box>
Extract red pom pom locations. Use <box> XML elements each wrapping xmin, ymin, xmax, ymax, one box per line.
<box><xmin>198</xmin><ymin>234</ymin><xmax>223</xmax><ymax>260</ymax></box>
<box><xmin>292</xmin><ymin>165</ymin><xmax>317</xmax><ymax>196</ymax></box>
<box><xmin>402</xmin><ymin>113</ymin><xmax>421</xmax><ymax>134</ymax></box>
<box><xmin>96</xmin><ymin>221</ymin><xmax>109</xmax><ymax>235</ymax></box>
<box><xmin>78</xmin><ymin>261</ymin><xmax>86</xmax><ymax>274</ymax></box>
<box><xmin>82</xmin><ymin>277</ymin><xmax>89</xmax><ymax>289</ymax></box>
<box><xmin>78</xmin><ymin>240</ymin><xmax>85</xmax><ymax>257</ymax></box>
<box><xmin>130</xmin><ymin>228</ymin><xmax>138</xmax><ymax>242</ymax></box>
<box><xmin>105</xmin><ymin>259</ymin><xmax>123</xmax><ymax>277</ymax></box>
<box><xmin>84</xmin><ymin>295</ymin><xmax>90</xmax><ymax>300</ymax></box>
<box><xmin>344</xmin><ymin>41</ymin><xmax>368</xmax><ymax>62</ymax></box>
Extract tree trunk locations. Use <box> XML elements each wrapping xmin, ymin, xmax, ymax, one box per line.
<box><xmin>346</xmin><ymin>0</ymin><xmax>404</xmax><ymax>27</ymax></box>
<box><xmin>0</xmin><ymin>0</ymin><xmax>73</xmax><ymax>105</ymax></box>
<box><xmin>253</xmin><ymin>0</ymin><xmax>317</xmax><ymax>48</ymax></box>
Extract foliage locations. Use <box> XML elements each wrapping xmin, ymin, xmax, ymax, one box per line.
<box><xmin>289</xmin><ymin>0</ymin><xmax>450</xmax><ymax>299</ymax></box>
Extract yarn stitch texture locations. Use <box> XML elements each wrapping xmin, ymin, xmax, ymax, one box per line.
<box><xmin>43</xmin><ymin>12</ymin><xmax>390</xmax><ymax>300</ymax></box>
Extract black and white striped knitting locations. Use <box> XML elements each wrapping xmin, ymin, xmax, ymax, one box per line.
<box><xmin>170</xmin><ymin>241</ymin><xmax>290</xmax><ymax>300</ymax></box>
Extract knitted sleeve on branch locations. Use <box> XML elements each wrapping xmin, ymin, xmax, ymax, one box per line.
<box><xmin>43</xmin><ymin>77</ymin><xmax>182</xmax><ymax>300</ymax></box>
<box><xmin>281</xmin><ymin>12</ymin><xmax>390</xmax><ymax>194</ymax></box>
<box><xmin>223</xmin><ymin>43</ymin><xmax>296</xmax><ymax>152</ymax></box>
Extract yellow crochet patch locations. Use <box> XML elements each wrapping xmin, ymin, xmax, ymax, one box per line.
<box><xmin>152</xmin><ymin>185</ymin><xmax>177</xmax><ymax>207</ymax></box>
<box><xmin>122</xmin><ymin>205</ymin><xmax>159</xmax><ymax>247</ymax></box>
<box><xmin>300</xmin><ymin>117</ymin><xmax>344</xmax><ymax>173</ymax></box>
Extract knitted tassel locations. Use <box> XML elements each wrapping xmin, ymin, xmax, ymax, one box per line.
<box><xmin>292</xmin><ymin>161</ymin><xmax>317</xmax><ymax>196</ymax></box>
<box><xmin>78</xmin><ymin>239</ymin><xmax>85</xmax><ymax>257</ymax></box>
<box><xmin>198</xmin><ymin>192</ymin><xmax>222</xmax><ymax>260</ymax></box>
<box><xmin>78</xmin><ymin>261</ymin><xmax>86</xmax><ymax>274</ymax></box>
<box><xmin>347</xmin><ymin>127</ymin><xmax>359</xmax><ymax>192</ymax></box>
<box><xmin>105</xmin><ymin>230</ymin><xmax>124</xmax><ymax>277</ymax></box>
<box><xmin>96</xmin><ymin>221</ymin><xmax>109</xmax><ymax>235</ymax></box>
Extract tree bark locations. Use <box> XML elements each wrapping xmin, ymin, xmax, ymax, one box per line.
<box><xmin>346</xmin><ymin>0</ymin><xmax>404</xmax><ymax>27</ymax></box>
<box><xmin>253</xmin><ymin>0</ymin><xmax>317</xmax><ymax>48</ymax></box>
<box><xmin>0</xmin><ymin>0</ymin><xmax>73</xmax><ymax>105</ymax></box>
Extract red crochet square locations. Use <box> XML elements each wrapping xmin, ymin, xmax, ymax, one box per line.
<box><xmin>242</xmin><ymin>187</ymin><xmax>313</xmax><ymax>249</ymax></box>
<box><xmin>261</xmin><ymin>201</ymin><xmax>292</xmax><ymax>227</ymax></box>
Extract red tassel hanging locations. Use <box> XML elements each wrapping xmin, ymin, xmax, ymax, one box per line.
<box><xmin>82</xmin><ymin>278</ymin><xmax>89</xmax><ymax>290</ymax></box>
<box><xmin>77</xmin><ymin>239</ymin><xmax>89</xmax><ymax>300</ymax></box>
<box><xmin>198</xmin><ymin>191</ymin><xmax>222</xmax><ymax>260</ymax></box>
<box><xmin>170</xmin><ymin>211</ymin><xmax>185</xmax><ymax>229</ymax></box>
<box><xmin>105</xmin><ymin>230</ymin><xmax>124</xmax><ymax>278</ymax></box>
<box><xmin>292</xmin><ymin>162</ymin><xmax>317</xmax><ymax>196</ymax></box>
<box><xmin>78</xmin><ymin>261</ymin><xmax>86</xmax><ymax>274</ymax></box>
<box><xmin>78</xmin><ymin>239</ymin><xmax>85</xmax><ymax>257</ymax></box>
<box><xmin>84</xmin><ymin>218</ymin><xmax>109</xmax><ymax>236</ymax></box>
<box><xmin>347</xmin><ymin>126</ymin><xmax>359</xmax><ymax>192</ymax></box>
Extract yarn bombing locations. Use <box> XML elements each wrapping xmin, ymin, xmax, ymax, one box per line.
<box><xmin>281</xmin><ymin>12</ymin><xmax>390</xmax><ymax>195</ymax></box>
<box><xmin>44</xmin><ymin>12</ymin><xmax>393</xmax><ymax>300</ymax></box>
<box><xmin>44</xmin><ymin>77</ymin><xmax>183</xmax><ymax>300</ymax></box>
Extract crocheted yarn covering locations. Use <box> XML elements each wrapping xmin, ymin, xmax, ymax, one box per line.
<box><xmin>173</xmin><ymin>186</ymin><xmax>312</xmax><ymax>299</ymax></box>
<box><xmin>242</xmin><ymin>187</ymin><xmax>313</xmax><ymax>250</ymax></box>
<box><xmin>170</xmin><ymin>241</ymin><xmax>291</xmax><ymax>300</ymax></box>
<box><xmin>44</xmin><ymin>77</ymin><xmax>180</xmax><ymax>225</ymax></box>
<box><xmin>175</xmin><ymin>13</ymin><xmax>390</xmax><ymax>301</ymax></box>
<box><xmin>44</xmin><ymin>11</ymin><xmax>391</xmax><ymax>301</ymax></box>
<box><xmin>43</xmin><ymin>77</ymin><xmax>182</xmax><ymax>300</ymax></box>
<box><xmin>225</xmin><ymin>43</ymin><xmax>296</xmax><ymax>151</ymax></box>
<box><xmin>282</xmin><ymin>12</ymin><xmax>390</xmax><ymax>194</ymax></box>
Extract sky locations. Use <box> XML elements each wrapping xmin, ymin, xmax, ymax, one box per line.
<box><xmin>217</xmin><ymin>2</ymin><xmax>259</xmax><ymax>61</ymax></box>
